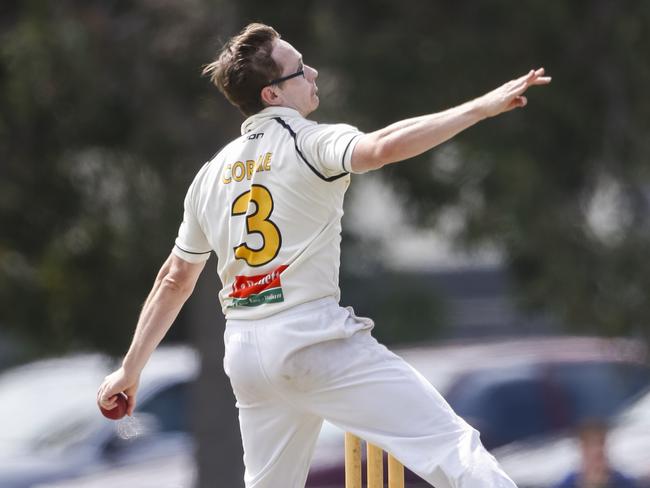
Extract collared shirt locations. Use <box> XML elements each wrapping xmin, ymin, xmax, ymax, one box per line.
<box><xmin>173</xmin><ymin>107</ymin><xmax>364</xmax><ymax>319</ymax></box>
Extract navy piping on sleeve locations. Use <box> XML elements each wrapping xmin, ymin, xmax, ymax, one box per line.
<box><xmin>175</xmin><ymin>243</ymin><xmax>211</xmax><ymax>255</ymax></box>
<box><xmin>272</xmin><ymin>117</ymin><xmax>348</xmax><ymax>182</ymax></box>
<box><xmin>341</xmin><ymin>136</ymin><xmax>357</xmax><ymax>173</ymax></box>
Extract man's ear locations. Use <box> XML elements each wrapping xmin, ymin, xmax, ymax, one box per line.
<box><xmin>260</xmin><ymin>85</ymin><xmax>281</xmax><ymax>107</ymax></box>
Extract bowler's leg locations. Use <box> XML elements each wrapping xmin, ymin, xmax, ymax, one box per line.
<box><xmin>238</xmin><ymin>400</ymin><xmax>323</xmax><ymax>488</ymax></box>
<box><xmin>293</xmin><ymin>328</ymin><xmax>516</xmax><ymax>488</ymax></box>
<box><xmin>224</xmin><ymin>323</ymin><xmax>324</xmax><ymax>488</ymax></box>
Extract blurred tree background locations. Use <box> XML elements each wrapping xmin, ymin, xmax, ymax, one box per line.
<box><xmin>1</xmin><ymin>1</ymin><xmax>650</xmax><ymax>485</ymax></box>
<box><xmin>2</xmin><ymin>0</ymin><xmax>649</xmax><ymax>353</ymax></box>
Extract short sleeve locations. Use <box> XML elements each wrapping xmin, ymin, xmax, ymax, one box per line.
<box><xmin>172</xmin><ymin>184</ymin><xmax>212</xmax><ymax>264</ymax></box>
<box><xmin>297</xmin><ymin>123</ymin><xmax>364</xmax><ymax>177</ymax></box>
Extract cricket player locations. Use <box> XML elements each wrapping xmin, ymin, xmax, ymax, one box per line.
<box><xmin>98</xmin><ymin>23</ymin><xmax>551</xmax><ymax>488</ymax></box>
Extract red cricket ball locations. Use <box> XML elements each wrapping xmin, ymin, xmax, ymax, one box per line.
<box><xmin>100</xmin><ymin>392</ymin><xmax>128</xmax><ymax>420</ymax></box>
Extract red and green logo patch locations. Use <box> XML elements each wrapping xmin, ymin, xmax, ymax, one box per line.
<box><xmin>228</xmin><ymin>264</ymin><xmax>288</xmax><ymax>307</ymax></box>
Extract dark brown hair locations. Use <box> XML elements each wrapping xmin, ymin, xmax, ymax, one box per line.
<box><xmin>203</xmin><ymin>23</ymin><xmax>282</xmax><ymax>116</ymax></box>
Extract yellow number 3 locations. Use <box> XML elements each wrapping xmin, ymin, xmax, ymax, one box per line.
<box><xmin>231</xmin><ymin>185</ymin><xmax>281</xmax><ymax>267</ymax></box>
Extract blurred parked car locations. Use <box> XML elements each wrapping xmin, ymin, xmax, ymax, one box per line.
<box><xmin>1</xmin><ymin>337</ymin><xmax>647</xmax><ymax>487</ymax></box>
<box><xmin>306</xmin><ymin>336</ymin><xmax>649</xmax><ymax>487</ymax></box>
<box><xmin>0</xmin><ymin>346</ymin><xmax>198</xmax><ymax>488</ymax></box>
<box><xmin>494</xmin><ymin>387</ymin><xmax>650</xmax><ymax>488</ymax></box>
<box><xmin>34</xmin><ymin>453</ymin><xmax>196</xmax><ymax>488</ymax></box>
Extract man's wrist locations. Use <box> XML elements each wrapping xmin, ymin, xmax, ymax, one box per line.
<box><xmin>467</xmin><ymin>96</ymin><xmax>491</xmax><ymax>121</ymax></box>
<box><xmin>122</xmin><ymin>353</ymin><xmax>145</xmax><ymax>377</ymax></box>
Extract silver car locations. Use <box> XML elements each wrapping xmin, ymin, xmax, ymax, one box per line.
<box><xmin>0</xmin><ymin>346</ymin><xmax>198</xmax><ymax>488</ymax></box>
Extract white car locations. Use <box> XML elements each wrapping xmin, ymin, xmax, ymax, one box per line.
<box><xmin>33</xmin><ymin>454</ymin><xmax>196</xmax><ymax>488</ymax></box>
<box><xmin>0</xmin><ymin>346</ymin><xmax>198</xmax><ymax>488</ymax></box>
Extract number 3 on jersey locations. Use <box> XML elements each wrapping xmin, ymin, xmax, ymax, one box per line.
<box><xmin>231</xmin><ymin>185</ymin><xmax>281</xmax><ymax>267</ymax></box>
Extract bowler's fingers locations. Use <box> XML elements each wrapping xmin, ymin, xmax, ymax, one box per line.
<box><xmin>97</xmin><ymin>392</ymin><xmax>117</xmax><ymax>410</ymax></box>
<box><xmin>512</xmin><ymin>69</ymin><xmax>536</xmax><ymax>88</ymax></box>
<box><xmin>510</xmin><ymin>68</ymin><xmax>550</xmax><ymax>100</ymax></box>
<box><xmin>530</xmin><ymin>76</ymin><xmax>552</xmax><ymax>85</ymax></box>
<box><xmin>126</xmin><ymin>395</ymin><xmax>137</xmax><ymax>416</ymax></box>
<box><xmin>503</xmin><ymin>95</ymin><xmax>528</xmax><ymax>113</ymax></box>
<box><xmin>525</xmin><ymin>68</ymin><xmax>551</xmax><ymax>86</ymax></box>
<box><xmin>97</xmin><ymin>382</ymin><xmax>120</xmax><ymax>410</ymax></box>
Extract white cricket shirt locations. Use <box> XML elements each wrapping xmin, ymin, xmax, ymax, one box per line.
<box><xmin>172</xmin><ymin>106</ymin><xmax>364</xmax><ymax>319</ymax></box>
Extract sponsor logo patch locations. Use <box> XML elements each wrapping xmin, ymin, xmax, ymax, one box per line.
<box><xmin>227</xmin><ymin>264</ymin><xmax>288</xmax><ymax>307</ymax></box>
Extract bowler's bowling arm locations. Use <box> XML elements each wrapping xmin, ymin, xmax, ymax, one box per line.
<box><xmin>97</xmin><ymin>253</ymin><xmax>204</xmax><ymax>414</ymax></box>
<box><xmin>123</xmin><ymin>253</ymin><xmax>205</xmax><ymax>375</ymax></box>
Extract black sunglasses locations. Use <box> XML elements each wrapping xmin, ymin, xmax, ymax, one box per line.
<box><xmin>265</xmin><ymin>68</ymin><xmax>305</xmax><ymax>87</ymax></box>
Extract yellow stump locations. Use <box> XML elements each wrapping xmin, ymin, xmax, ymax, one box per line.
<box><xmin>388</xmin><ymin>453</ymin><xmax>405</xmax><ymax>488</ymax></box>
<box><xmin>345</xmin><ymin>432</ymin><xmax>362</xmax><ymax>488</ymax></box>
<box><xmin>366</xmin><ymin>443</ymin><xmax>384</xmax><ymax>488</ymax></box>
<box><xmin>345</xmin><ymin>432</ymin><xmax>405</xmax><ymax>488</ymax></box>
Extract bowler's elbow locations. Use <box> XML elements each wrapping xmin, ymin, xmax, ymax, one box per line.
<box><xmin>161</xmin><ymin>254</ymin><xmax>205</xmax><ymax>297</ymax></box>
<box><xmin>161</xmin><ymin>273</ymin><xmax>195</xmax><ymax>297</ymax></box>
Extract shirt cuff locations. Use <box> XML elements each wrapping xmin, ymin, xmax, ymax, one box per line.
<box><xmin>172</xmin><ymin>242</ymin><xmax>211</xmax><ymax>263</ymax></box>
<box><xmin>341</xmin><ymin>134</ymin><xmax>366</xmax><ymax>174</ymax></box>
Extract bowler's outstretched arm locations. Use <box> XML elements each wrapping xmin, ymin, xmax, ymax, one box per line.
<box><xmin>351</xmin><ymin>68</ymin><xmax>551</xmax><ymax>173</ymax></box>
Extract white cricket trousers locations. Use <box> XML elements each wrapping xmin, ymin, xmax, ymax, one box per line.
<box><xmin>223</xmin><ymin>297</ymin><xmax>516</xmax><ymax>488</ymax></box>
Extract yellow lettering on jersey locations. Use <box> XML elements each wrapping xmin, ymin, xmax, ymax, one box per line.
<box><xmin>246</xmin><ymin>160</ymin><xmax>255</xmax><ymax>179</ymax></box>
<box><xmin>255</xmin><ymin>153</ymin><xmax>266</xmax><ymax>172</ymax></box>
<box><xmin>222</xmin><ymin>164</ymin><xmax>232</xmax><ymax>184</ymax></box>
<box><xmin>222</xmin><ymin>152</ymin><xmax>273</xmax><ymax>185</ymax></box>
<box><xmin>232</xmin><ymin>161</ymin><xmax>245</xmax><ymax>182</ymax></box>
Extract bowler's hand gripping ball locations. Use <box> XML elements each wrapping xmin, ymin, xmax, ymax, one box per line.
<box><xmin>100</xmin><ymin>392</ymin><xmax>128</xmax><ymax>420</ymax></box>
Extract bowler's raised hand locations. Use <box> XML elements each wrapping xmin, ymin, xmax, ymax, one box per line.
<box><xmin>479</xmin><ymin>67</ymin><xmax>552</xmax><ymax>118</ymax></box>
